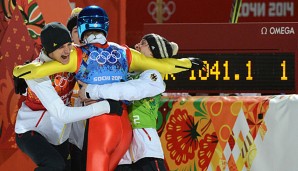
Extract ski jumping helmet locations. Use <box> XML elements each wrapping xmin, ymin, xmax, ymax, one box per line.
<box><xmin>77</xmin><ymin>5</ymin><xmax>109</xmax><ymax>40</ymax></box>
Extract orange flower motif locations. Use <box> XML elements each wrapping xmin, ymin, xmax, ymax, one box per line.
<box><xmin>157</xmin><ymin>97</ymin><xmax>179</xmax><ymax>136</ymax></box>
<box><xmin>198</xmin><ymin>132</ymin><xmax>218</xmax><ymax>170</ymax></box>
<box><xmin>165</xmin><ymin>108</ymin><xmax>199</xmax><ymax>165</ymax></box>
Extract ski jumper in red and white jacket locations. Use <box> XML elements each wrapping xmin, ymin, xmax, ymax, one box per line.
<box><xmin>15</xmin><ymin>51</ymin><xmax>117</xmax><ymax>145</ymax></box>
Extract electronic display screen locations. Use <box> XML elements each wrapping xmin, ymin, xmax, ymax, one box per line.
<box><xmin>164</xmin><ymin>53</ymin><xmax>295</xmax><ymax>93</ymax></box>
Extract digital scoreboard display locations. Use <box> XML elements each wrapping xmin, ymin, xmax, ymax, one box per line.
<box><xmin>164</xmin><ymin>53</ymin><xmax>295</xmax><ymax>93</ymax></box>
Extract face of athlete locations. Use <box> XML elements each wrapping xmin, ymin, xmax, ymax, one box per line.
<box><xmin>135</xmin><ymin>39</ymin><xmax>153</xmax><ymax>57</ymax></box>
<box><xmin>48</xmin><ymin>42</ymin><xmax>73</xmax><ymax>65</ymax></box>
<box><xmin>71</xmin><ymin>26</ymin><xmax>81</xmax><ymax>45</ymax></box>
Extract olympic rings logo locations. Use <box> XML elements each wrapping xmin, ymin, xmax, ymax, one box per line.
<box><xmin>147</xmin><ymin>1</ymin><xmax>176</xmax><ymax>22</ymax></box>
<box><xmin>53</xmin><ymin>72</ymin><xmax>75</xmax><ymax>88</ymax></box>
<box><xmin>89</xmin><ymin>50</ymin><xmax>122</xmax><ymax>64</ymax></box>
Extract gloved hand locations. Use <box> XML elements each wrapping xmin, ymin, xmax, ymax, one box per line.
<box><xmin>107</xmin><ymin>99</ymin><xmax>123</xmax><ymax>116</ymax></box>
<box><xmin>13</xmin><ymin>76</ymin><xmax>27</xmax><ymax>95</ymax></box>
<box><xmin>13</xmin><ymin>60</ymin><xmax>31</xmax><ymax>95</ymax></box>
<box><xmin>188</xmin><ymin>57</ymin><xmax>207</xmax><ymax>72</ymax></box>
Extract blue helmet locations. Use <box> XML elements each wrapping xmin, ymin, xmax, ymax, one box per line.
<box><xmin>77</xmin><ymin>5</ymin><xmax>109</xmax><ymax>40</ymax></box>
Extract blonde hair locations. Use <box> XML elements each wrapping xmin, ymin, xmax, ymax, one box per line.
<box><xmin>71</xmin><ymin>7</ymin><xmax>82</xmax><ymax>15</ymax></box>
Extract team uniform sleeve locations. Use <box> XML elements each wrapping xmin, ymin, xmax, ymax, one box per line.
<box><xmin>85</xmin><ymin>69</ymin><xmax>165</xmax><ymax>101</ymax></box>
<box><xmin>128</xmin><ymin>48</ymin><xmax>192</xmax><ymax>74</ymax></box>
<box><xmin>13</xmin><ymin>47</ymin><xmax>80</xmax><ymax>80</ymax></box>
<box><xmin>26</xmin><ymin>77</ymin><xmax>111</xmax><ymax>124</ymax></box>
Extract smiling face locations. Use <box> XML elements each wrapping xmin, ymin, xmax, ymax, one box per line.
<box><xmin>48</xmin><ymin>42</ymin><xmax>73</xmax><ymax>64</ymax></box>
<box><xmin>134</xmin><ymin>39</ymin><xmax>153</xmax><ymax>57</ymax></box>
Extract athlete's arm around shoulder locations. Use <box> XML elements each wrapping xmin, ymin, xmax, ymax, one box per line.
<box><xmin>128</xmin><ymin>48</ymin><xmax>192</xmax><ymax>74</ymax></box>
<box><xmin>26</xmin><ymin>77</ymin><xmax>112</xmax><ymax>123</ymax></box>
<box><xmin>13</xmin><ymin>47</ymin><xmax>80</xmax><ymax>80</ymax></box>
<box><xmin>84</xmin><ymin>69</ymin><xmax>165</xmax><ymax>101</ymax></box>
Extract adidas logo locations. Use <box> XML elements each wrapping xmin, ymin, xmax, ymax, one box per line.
<box><xmin>151</xmin><ymin>46</ymin><xmax>155</xmax><ymax>50</ymax></box>
<box><xmin>53</xmin><ymin>43</ymin><xmax>57</xmax><ymax>47</ymax></box>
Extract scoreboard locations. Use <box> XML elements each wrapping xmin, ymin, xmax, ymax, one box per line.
<box><xmin>144</xmin><ymin>22</ymin><xmax>298</xmax><ymax>93</ymax></box>
<box><xmin>164</xmin><ymin>53</ymin><xmax>295</xmax><ymax>93</ymax></box>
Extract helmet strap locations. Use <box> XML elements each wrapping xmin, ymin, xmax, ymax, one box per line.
<box><xmin>84</xmin><ymin>33</ymin><xmax>106</xmax><ymax>44</ymax></box>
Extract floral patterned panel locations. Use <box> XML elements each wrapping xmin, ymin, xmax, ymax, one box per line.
<box><xmin>0</xmin><ymin>0</ymin><xmax>52</xmax><ymax>170</ymax></box>
<box><xmin>159</xmin><ymin>95</ymin><xmax>271</xmax><ymax>171</ymax></box>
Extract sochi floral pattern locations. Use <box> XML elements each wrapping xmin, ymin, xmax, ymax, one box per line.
<box><xmin>159</xmin><ymin>96</ymin><xmax>270</xmax><ymax>171</ymax></box>
<box><xmin>0</xmin><ymin>70</ymin><xmax>23</xmax><ymax>165</ymax></box>
<box><xmin>0</xmin><ymin>1</ymin><xmax>41</xmax><ymax>165</ymax></box>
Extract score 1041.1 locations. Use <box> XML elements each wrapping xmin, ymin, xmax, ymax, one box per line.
<box><xmin>165</xmin><ymin>53</ymin><xmax>295</xmax><ymax>82</ymax></box>
<box><xmin>189</xmin><ymin>59</ymin><xmax>288</xmax><ymax>81</ymax></box>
